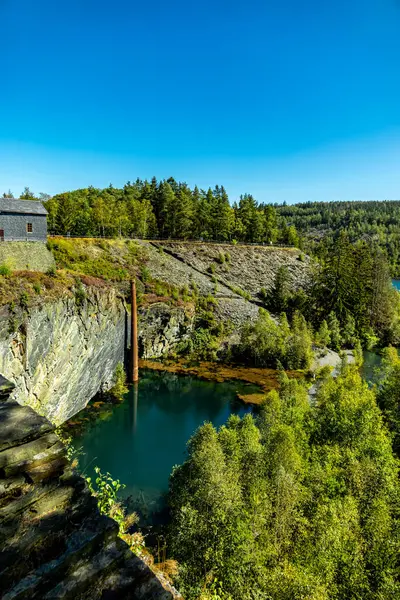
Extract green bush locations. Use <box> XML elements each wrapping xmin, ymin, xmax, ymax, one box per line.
<box><xmin>207</xmin><ymin>263</ymin><xmax>216</xmax><ymax>274</ymax></box>
<box><xmin>190</xmin><ymin>281</ymin><xmax>199</xmax><ymax>297</ymax></box>
<box><xmin>140</xmin><ymin>265</ymin><xmax>151</xmax><ymax>283</ymax></box>
<box><xmin>233</xmin><ymin>286</ymin><xmax>252</xmax><ymax>301</ymax></box>
<box><xmin>108</xmin><ymin>362</ymin><xmax>128</xmax><ymax>402</ymax></box>
<box><xmin>259</xmin><ymin>287</ymin><xmax>267</xmax><ymax>302</ymax></box>
<box><xmin>46</xmin><ymin>265</ymin><xmax>57</xmax><ymax>277</ymax></box>
<box><xmin>19</xmin><ymin>291</ymin><xmax>29</xmax><ymax>311</ymax></box>
<box><xmin>0</xmin><ymin>264</ymin><xmax>11</xmax><ymax>276</ymax></box>
<box><xmin>236</xmin><ymin>309</ymin><xmax>313</xmax><ymax>369</ymax></box>
<box><xmin>216</xmin><ymin>252</ymin><xmax>226</xmax><ymax>264</ymax></box>
<box><xmin>74</xmin><ymin>280</ymin><xmax>86</xmax><ymax>307</ymax></box>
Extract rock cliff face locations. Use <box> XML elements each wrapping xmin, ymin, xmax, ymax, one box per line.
<box><xmin>0</xmin><ymin>376</ymin><xmax>181</xmax><ymax>599</ymax></box>
<box><xmin>138</xmin><ymin>302</ymin><xmax>194</xmax><ymax>359</ymax></box>
<box><xmin>0</xmin><ymin>289</ymin><xmax>194</xmax><ymax>425</ymax></box>
<box><xmin>0</xmin><ymin>288</ymin><xmax>126</xmax><ymax>425</ymax></box>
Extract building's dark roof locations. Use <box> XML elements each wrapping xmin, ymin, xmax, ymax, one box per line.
<box><xmin>0</xmin><ymin>198</ymin><xmax>48</xmax><ymax>216</ymax></box>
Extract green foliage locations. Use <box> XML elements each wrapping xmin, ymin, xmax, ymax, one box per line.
<box><xmin>55</xmin><ymin>427</ymin><xmax>83</xmax><ymax>466</ymax></box>
<box><xmin>310</xmin><ymin>234</ymin><xmax>399</xmax><ymax>346</ymax></box>
<box><xmin>208</xmin><ymin>263</ymin><xmax>216</xmax><ymax>274</ymax></box>
<box><xmin>341</xmin><ymin>313</ymin><xmax>357</xmax><ymax>347</ymax></box>
<box><xmin>315</xmin><ymin>319</ymin><xmax>331</xmax><ymax>347</ymax></box>
<box><xmin>216</xmin><ymin>252</ymin><xmax>226</xmax><ymax>264</ymax></box>
<box><xmin>47</xmin><ymin>238</ymin><xmax>132</xmax><ymax>281</ymax></box>
<box><xmin>43</xmin><ymin>180</ymin><xmax>293</xmax><ymax>244</ymax></box>
<box><xmin>0</xmin><ymin>264</ymin><xmax>11</xmax><ymax>276</ymax></box>
<box><xmin>267</xmin><ymin>265</ymin><xmax>291</xmax><ymax>312</ymax></box>
<box><xmin>108</xmin><ymin>362</ymin><xmax>128</xmax><ymax>402</ymax></box>
<box><xmin>236</xmin><ymin>309</ymin><xmax>313</xmax><ymax>369</ymax></box>
<box><xmin>32</xmin><ymin>282</ymin><xmax>41</xmax><ymax>295</ymax></box>
<box><xmin>263</xmin><ymin>266</ymin><xmax>307</xmax><ymax>318</ymax></box>
<box><xmin>87</xmin><ymin>466</ymin><xmax>125</xmax><ymax>515</ymax></box>
<box><xmin>231</xmin><ymin>286</ymin><xmax>252</xmax><ymax>301</ymax></box>
<box><xmin>182</xmin><ymin>328</ymin><xmax>220</xmax><ymax>361</ymax></box>
<box><xmin>46</xmin><ymin>265</ymin><xmax>57</xmax><ymax>277</ymax></box>
<box><xmin>327</xmin><ymin>311</ymin><xmax>341</xmax><ymax>351</ymax></box>
<box><xmin>19</xmin><ymin>291</ymin><xmax>29</xmax><ymax>311</ymax></box>
<box><xmin>140</xmin><ymin>265</ymin><xmax>151</xmax><ymax>283</ymax></box>
<box><xmin>376</xmin><ymin>347</ymin><xmax>400</xmax><ymax>456</ymax></box>
<box><xmin>276</xmin><ymin>198</ymin><xmax>400</xmax><ymax>276</ymax></box>
<box><xmin>189</xmin><ymin>281</ymin><xmax>199</xmax><ymax>297</ymax></box>
<box><xmin>169</xmin><ymin>368</ymin><xmax>400</xmax><ymax>600</ymax></box>
<box><xmin>86</xmin><ymin>466</ymin><xmax>145</xmax><ymax>555</ymax></box>
<box><xmin>74</xmin><ymin>279</ymin><xmax>86</xmax><ymax>307</ymax></box>
<box><xmin>259</xmin><ymin>287</ymin><xmax>267</xmax><ymax>302</ymax></box>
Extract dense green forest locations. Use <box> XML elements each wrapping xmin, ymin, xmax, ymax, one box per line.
<box><xmin>4</xmin><ymin>184</ymin><xmax>400</xmax><ymax>348</ymax></box>
<box><xmin>5</xmin><ymin>184</ymin><xmax>400</xmax><ymax>273</ymax></box>
<box><xmin>260</xmin><ymin>233</ymin><xmax>400</xmax><ymax>350</ymax></box>
<box><xmin>2</xmin><ymin>183</ymin><xmax>298</xmax><ymax>244</ymax></box>
<box><xmin>276</xmin><ymin>200</ymin><xmax>400</xmax><ymax>275</ymax></box>
<box><xmin>168</xmin><ymin>364</ymin><xmax>400</xmax><ymax>600</ymax></box>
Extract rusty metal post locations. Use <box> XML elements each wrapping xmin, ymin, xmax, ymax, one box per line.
<box><xmin>130</xmin><ymin>279</ymin><xmax>139</xmax><ymax>383</ymax></box>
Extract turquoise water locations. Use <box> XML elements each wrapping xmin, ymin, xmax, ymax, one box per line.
<box><xmin>70</xmin><ymin>370</ymin><xmax>255</xmax><ymax>522</ymax></box>
<box><xmin>361</xmin><ymin>280</ymin><xmax>399</xmax><ymax>383</ymax></box>
<box><xmin>392</xmin><ymin>279</ymin><xmax>400</xmax><ymax>291</ymax></box>
<box><xmin>361</xmin><ymin>351</ymin><xmax>383</xmax><ymax>385</ymax></box>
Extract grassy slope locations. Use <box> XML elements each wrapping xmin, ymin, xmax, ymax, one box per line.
<box><xmin>0</xmin><ymin>239</ymin><xmax>311</xmax><ymax>334</ymax></box>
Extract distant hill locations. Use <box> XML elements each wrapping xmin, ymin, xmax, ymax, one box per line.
<box><xmin>276</xmin><ymin>200</ymin><xmax>400</xmax><ymax>275</ymax></box>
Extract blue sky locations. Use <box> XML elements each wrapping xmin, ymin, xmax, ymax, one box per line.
<box><xmin>1</xmin><ymin>0</ymin><xmax>400</xmax><ymax>203</ymax></box>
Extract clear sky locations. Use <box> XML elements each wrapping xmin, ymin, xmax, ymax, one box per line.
<box><xmin>1</xmin><ymin>0</ymin><xmax>400</xmax><ymax>203</ymax></box>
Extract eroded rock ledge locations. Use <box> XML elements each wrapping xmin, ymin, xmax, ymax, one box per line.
<box><xmin>0</xmin><ymin>375</ymin><xmax>181</xmax><ymax>600</ymax></box>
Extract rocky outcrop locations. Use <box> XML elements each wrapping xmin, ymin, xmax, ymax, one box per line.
<box><xmin>138</xmin><ymin>302</ymin><xmax>194</xmax><ymax>359</ymax></box>
<box><xmin>0</xmin><ymin>288</ymin><xmax>126</xmax><ymax>425</ymax></box>
<box><xmin>0</xmin><ymin>288</ymin><xmax>195</xmax><ymax>424</ymax></box>
<box><xmin>0</xmin><ymin>376</ymin><xmax>180</xmax><ymax>599</ymax></box>
<box><xmin>151</xmin><ymin>241</ymin><xmax>311</xmax><ymax>300</ymax></box>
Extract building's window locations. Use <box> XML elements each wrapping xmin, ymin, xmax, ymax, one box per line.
<box><xmin>26</xmin><ymin>223</ymin><xmax>33</xmax><ymax>233</ymax></box>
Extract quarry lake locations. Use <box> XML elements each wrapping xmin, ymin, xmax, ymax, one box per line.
<box><xmin>69</xmin><ymin>370</ymin><xmax>255</xmax><ymax>523</ymax></box>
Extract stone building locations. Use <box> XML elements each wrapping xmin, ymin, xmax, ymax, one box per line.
<box><xmin>0</xmin><ymin>198</ymin><xmax>48</xmax><ymax>242</ymax></box>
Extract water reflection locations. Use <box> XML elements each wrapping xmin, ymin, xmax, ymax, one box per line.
<box><xmin>71</xmin><ymin>370</ymin><xmax>255</xmax><ymax>523</ymax></box>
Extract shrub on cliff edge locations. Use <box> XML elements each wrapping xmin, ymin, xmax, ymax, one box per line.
<box><xmin>108</xmin><ymin>362</ymin><xmax>129</xmax><ymax>402</ymax></box>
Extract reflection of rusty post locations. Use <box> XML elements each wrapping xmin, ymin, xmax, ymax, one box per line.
<box><xmin>131</xmin><ymin>279</ymin><xmax>139</xmax><ymax>383</ymax></box>
<box><xmin>133</xmin><ymin>381</ymin><xmax>138</xmax><ymax>433</ymax></box>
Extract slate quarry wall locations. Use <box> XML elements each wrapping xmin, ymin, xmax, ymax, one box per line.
<box><xmin>0</xmin><ymin>288</ymin><xmax>194</xmax><ymax>424</ymax></box>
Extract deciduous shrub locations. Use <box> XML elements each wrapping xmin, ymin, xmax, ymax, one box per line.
<box><xmin>0</xmin><ymin>264</ymin><xmax>11</xmax><ymax>276</ymax></box>
<box><xmin>108</xmin><ymin>362</ymin><xmax>128</xmax><ymax>402</ymax></box>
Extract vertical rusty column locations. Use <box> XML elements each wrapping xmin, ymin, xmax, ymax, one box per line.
<box><xmin>131</xmin><ymin>279</ymin><xmax>139</xmax><ymax>383</ymax></box>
